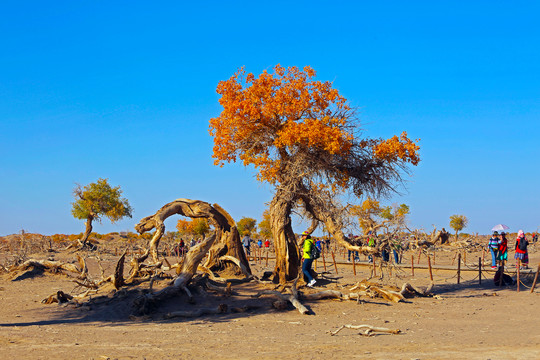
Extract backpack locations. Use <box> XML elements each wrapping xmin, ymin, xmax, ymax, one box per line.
<box><xmin>310</xmin><ymin>243</ymin><xmax>321</xmax><ymax>259</ymax></box>
<box><xmin>518</xmin><ymin>238</ymin><xmax>528</xmax><ymax>251</ymax></box>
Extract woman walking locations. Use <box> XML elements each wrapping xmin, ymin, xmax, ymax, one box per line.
<box><xmin>301</xmin><ymin>231</ymin><xmax>317</xmax><ymax>287</ymax></box>
<box><xmin>515</xmin><ymin>230</ymin><xmax>529</xmax><ymax>270</ymax></box>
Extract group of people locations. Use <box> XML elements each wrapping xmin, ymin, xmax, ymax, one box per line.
<box><xmin>488</xmin><ymin>230</ymin><xmax>529</xmax><ymax>270</ymax></box>
<box><xmin>242</xmin><ymin>233</ymin><xmax>270</xmax><ymax>256</ymax></box>
<box><xmin>347</xmin><ymin>232</ymin><xmax>402</xmax><ymax>264</ymax></box>
<box><xmin>172</xmin><ymin>238</ymin><xmax>198</xmax><ymax>257</ymax></box>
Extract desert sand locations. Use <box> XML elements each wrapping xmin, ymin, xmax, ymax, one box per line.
<box><xmin>1</xmin><ymin>239</ymin><xmax>539</xmax><ymax>360</ymax></box>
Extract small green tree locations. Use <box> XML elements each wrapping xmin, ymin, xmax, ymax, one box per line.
<box><xmin>71</xmin><ymin>178</ymin><xmax>132</xmax><ymax>247</ymax></box>
<box><xmin>449</xmin><ymin>214</ymin><xmax>468</xmax><ymax>242</ymax></box>
<box><xmin>237</xmin><ymin>217</ymin><xmax>257</xmax><ymax>236</ymax></box>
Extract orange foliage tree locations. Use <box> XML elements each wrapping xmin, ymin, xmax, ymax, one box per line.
<box><xmin>210</xmin><ymin>65</ymin><xmax>420</xmax><ymax>283</ymax></box>
<box><xmin>176</xmin><ymin>218</ymin><xmax>210</xmax><ymax>239</ymax></box>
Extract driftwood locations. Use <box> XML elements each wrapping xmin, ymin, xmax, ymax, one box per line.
<box><xmin>42</xmin><ymin>289</ymin><xmax>98</xmax><ymax>305</ymax></box>
<box><xmin>133</xmin><ymin>232</ymin><xmax>218</xmax><ymax>314</ymax></box>
<box><xmin>302</xmin><ymin>290</ymin><xmax>344</xmax><ymax>301</ymax></box>
<box><xmin>9</xmin><ymin>259</ymin><xmax>84</xmax><ymax>280</ymax></box>
<box><xmin>350</xmin><ymin>280</ymin><xmax>404</xmax><ymax>303</ymax></box>
<box><xmin>329</xmin><ymin>324</ymin><xmax>401</xmax><ymax>336</ymax></box>
<box><xmin>400</xmin><ymin>282</ymin><xmax>434</xmax><ymax>298</ymax></box>
<box><xmin>253</xmin><ymin>279</ymin><xmax>309</xmax><ymax>315</ymax></box>
<box><xmin>96</xmin><ymin>252</ymin><xmax>127</xmax><ymax>289</ymax></box>
<box><xmin>217</xmin><ymin>255</ymin><xmax>251</xmax><ymax>277</ymax></box>
<box><xmin>135</xmin><ymin>199</ymin><xmax>250</xmax><ymax>276</ymax></box>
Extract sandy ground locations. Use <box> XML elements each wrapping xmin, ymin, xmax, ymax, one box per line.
<box><xmin>1</xmin><ymin>244</ymin><xmax>539</xmax><ymax>360</ymax></box>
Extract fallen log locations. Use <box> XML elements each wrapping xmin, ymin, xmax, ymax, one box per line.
<box><xmin>133</xmin><ymin>232</ymin><xmax>218</xmax><ymax>315</ymax></box>
<box><xmin>400</xmin><ymin>282</ymin><xmax>434</xmax><ymax>298</ymax></box>
<box><xmin>253</xmin><ymin>279</ymin><xmax>309</xmax><ymax>315</ymax></box>
<box><xmin>10</xmin><ymin>259</ymin><xmax>83</xmax><ymax>280</ymax></box>
<box><xmin>329</xmin><ymin>324</ymin><xmax>401</xmax><ymax>336</ymax></box>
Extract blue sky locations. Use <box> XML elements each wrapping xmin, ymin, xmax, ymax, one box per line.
<box><xmin>1</xmin><ymin>1</ymin><xmax>539</xmax><ymax>236</ymax></box>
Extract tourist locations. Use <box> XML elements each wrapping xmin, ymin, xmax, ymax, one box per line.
<box><xmin>301</xmin><ymin>231</ymin><xmax>317</xmax><ymax>287</ymax></box>
<box><xmin>514</xmin><ymin>230</ymin><xmax>529</xmax><ymax>269</ymax></box>
<box><xmin>488</xmin><ymin>231</ymin><xmax>499</xmax><ymax>269</ymax></box>
<box><xmin>347</xmin><ymin>234</ymin><xmax>359</xmax><ymax>262</ymax></box>
<box><xmin>257</xmin><ymin>239</ymin><xmax>263</xmax><ymax>248</ymax></box>
<box><xmin>367</xmin><ymin>232</ymin><xmax>376</xmax><ymax>263</ymax></box>
<box><xmin>497</xmin><ymin>232</ymin><xmax>508</xmax><ymax>268</ymax></box>
<box><xmin>242</xmin><ymin>232</ymin><xmax>252</xmax><ymax>256</ymax></box>
<box><xmin>264</xmin><ymin>238</ymin><xmax>270</xmax><ymax>248</ymax></box>
<box><xmin>391</xmin><ymin>236</ymin><xmax>402</xmax><ymax>264</ymax></box>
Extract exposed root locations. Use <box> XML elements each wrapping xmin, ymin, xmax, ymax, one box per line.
<box><xmin>132</xmin><ymin>232</ymin><xmax>217</xmax><ymax>315</ymax></box>
<box><xmin>253</xmin><ymin>278</ymin><xmax>309</xmax><ymax>315</ymax></box>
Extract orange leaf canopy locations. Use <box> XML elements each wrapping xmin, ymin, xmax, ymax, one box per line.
<box><xmin>210</xmin><ymin>65</ymin><xmax>420</xmax><ymax>194</ymax></box>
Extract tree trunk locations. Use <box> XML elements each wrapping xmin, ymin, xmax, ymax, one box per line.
<box><xmin>80</xmin><ymin>216</ymin><xmax>93</xmax><ymax>247</ymax></box>
<box><xmin>270</xmin><ymin>192</ymin><xmax>300</xmax><ymax>283</ymax></box>
<box><xmin>135</xmin><ymin>199</ymin><xmax>250</xmax><ymax>275</ymax></box>
<box><xmin>148</xmin><ymin>223</ymin><xmax>165</xmax><ymax>263</ymax></box>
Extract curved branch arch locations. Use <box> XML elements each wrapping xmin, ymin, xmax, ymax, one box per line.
<box><xmin>135</xmin><ymin>199</ymin><xmax>251</xmax><ymax>275</ymax></box>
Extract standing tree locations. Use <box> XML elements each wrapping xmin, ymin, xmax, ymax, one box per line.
<box><xmin>71</xmin><ymin>178</ymin><xmax>132</xmax><ymax>248</ymax></box>
<box><xmin>351</xmin><ymin>199</ymin><xmax>409</xmax><ymax>235</ymax></box>
<box><xmin>237</xmin><ymin>217</ymin><xmax>257</xmax><ymax>236</ymax></box>
<box><xmin>449</xmin><ymin>214</ymin><xmax>468</xmax><ymax>242</ymax></box>
<box><xmin>258</xmin><ymin>209</ymin><xmax>273</xmax><ymax>239</ymax></box>
<box><xmin>210</xmin><ymin>65</ymin><xmax>420</xmax><ymax>283</ymax></box>
<box><xmin>177</xmin><ymin>218</ymin><xmax>210</xmax><ymax>240</ymax></box>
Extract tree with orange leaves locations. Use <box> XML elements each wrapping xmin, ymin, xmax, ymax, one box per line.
<box><xmin>210</xmin><ymin>65</ymin><xmax>420</xmax><ymax>283</ymax></box>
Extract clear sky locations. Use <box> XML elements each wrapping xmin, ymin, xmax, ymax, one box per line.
<box><xmin>1</xmin><ymin>1</ymin><xmax>539</xmax><ymax>236</ymax></box>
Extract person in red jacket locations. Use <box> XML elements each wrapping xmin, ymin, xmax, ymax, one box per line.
<box><xmin>514</xmin><ymin>230</ymin><xmax>529</xmax><ymax>270</ymax></box>
<box><xmin>497</xmin><ymin>232</ymin><xmax>508</xmax><ymax>267</ymax></box>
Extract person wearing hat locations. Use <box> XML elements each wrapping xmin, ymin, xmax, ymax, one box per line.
<box><xmin>301</xmin><ymin>230</ymin><xmax>317</xmax><ymax>287</ymax></box>
<box><xmin>488</xmin><ymin>231</ymin><xmax>499</xmax><ymax>269</ymax></box>
<box><xmin>515</xmin><ymin>230</ymin><xmax>529</xmax><ymax>270</ymax></box>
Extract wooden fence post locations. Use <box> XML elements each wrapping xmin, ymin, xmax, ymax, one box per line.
<box><xmin>411</xmin><ymin>254</ymin><xmax>415</xmax><ymax>277</ymax></box>
<box><xmin>517</xmin><ymin>260</ymin><xmax>521</xmax><ymax>292</ymax></box>
<box><xmin>530</xmin><ymin>264</ymin><xmax>540</xmax><ymax>294</ymax></box>
<box><xmin>352</xmin><ymin>256</ymin><xmax>356</xmax><ymax>277</ymax></box>
<box><xmin>457</xmin><ymin>253</ymin><xmax>461</xmax><ymax>284</ymax></box>
<box><xmin>481</xmin><ymin>248</ymin><xmax>485</xmax><ymax>269</ymax></box>
<box><xmin>478</xmin><ymin>257</ymin><xmax>482</xmax><ymax>285</ymax></box>
<box><xmin>427</xmin><ymin>255</ymin><xmax>433</xmax><ymax>281</ymax></box>
<box><xmin>331</xmin><ymin>251</ymin><xmax>338</xmax><ymax>274</ymax></box>
<box><xmin>322</xmin><ymin>249</ymin><xmax>327</xmax><ymax>272</ymax></box>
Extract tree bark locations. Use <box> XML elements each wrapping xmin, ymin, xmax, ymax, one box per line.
<box><xmin>135</xmin><ymin>199</ymin><xmax>250</xmax><ymax>275</ymax></box>
<box><xmin>79</xmin><ymin>216</ymin><xmax>93</xmax><ymax>247</ymax></box>
<box><xmin>270</xmin><ymin>190</ymin><xmax>300</xmax><ymax>283</ymax></box>
<box><xmin>133</xmin><ymin>232</ymin><xmax>218</xmax><ymax>314</ymax></box>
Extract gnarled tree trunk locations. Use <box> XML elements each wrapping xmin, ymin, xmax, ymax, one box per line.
<box><xmin>79</xmin><ymin>216</ymin><xmax>93</xmax><ymax>248</ymax></box>
<box><xmin>135</xmin><ymin>199</ymin><xmax>250</xmax><ymax>276</ymax></box>
<box><xmin>270</xmin><ymin>190</ymin><xmax>300</xmax><ymax>283</ymax></box>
